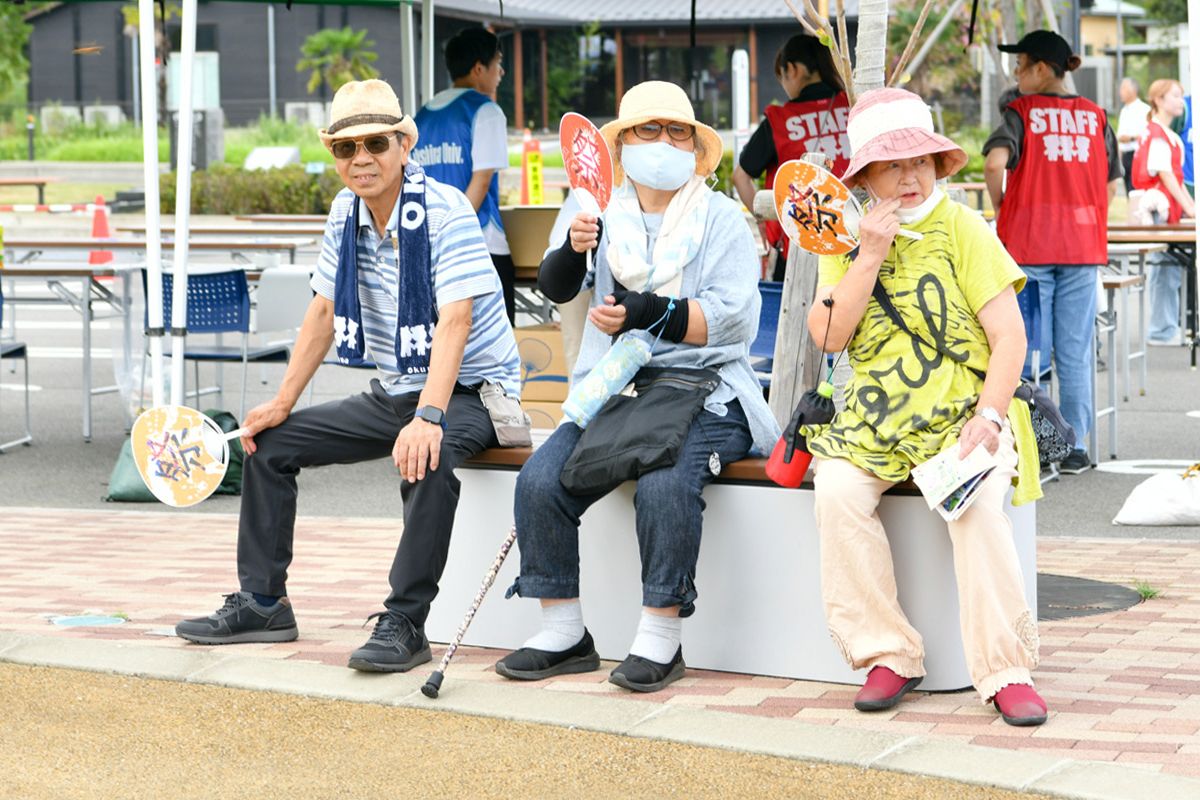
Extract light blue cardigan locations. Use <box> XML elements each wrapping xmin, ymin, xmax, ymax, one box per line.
<box><xmin>574</xmin><ymin>191</ymin><xmax>781</xmax><ymax>455</ymax></box>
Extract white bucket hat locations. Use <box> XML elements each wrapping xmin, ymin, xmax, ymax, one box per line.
<box><xmin>599</xmin><ymin>81</ymin><xmax>724</xmax><ymax>183</ymax></box>
<box><xmin>319</xmin><ymin>79</ymin><xmax>419</xmax><ymax>148</ymax></box>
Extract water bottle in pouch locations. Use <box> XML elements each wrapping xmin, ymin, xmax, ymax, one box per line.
<box><xmin>562</xmin><ymin>335</ymin><xmax>652</xmax><ymax>428</ymax></box>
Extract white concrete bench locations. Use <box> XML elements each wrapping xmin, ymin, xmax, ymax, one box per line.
<box><xmin>423</xmin><ymin>450</ymin><xmax>1037</xmax><ymax>691</ymax></box>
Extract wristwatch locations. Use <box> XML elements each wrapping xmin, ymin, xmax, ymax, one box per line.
<box><xmin>415</xmin><ymin>405</ymin><xmax>446</xmax><ymax>429</ymax></box>
<box><xmin>976</xmin><ymin>406</ymin><xmax>1004</xmax><ymax>430</ymax></box>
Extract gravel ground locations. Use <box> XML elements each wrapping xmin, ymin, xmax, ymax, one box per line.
<box><xmin>0</xmin><ymin>664</ymin><xmax>1047</xmax><ymax>800</ymax></box>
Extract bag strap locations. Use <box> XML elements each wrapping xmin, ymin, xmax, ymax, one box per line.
<box><xmin>871</xmin><ymin>278</ymin><xmax>987</xmax><ymax>382</ymax></box>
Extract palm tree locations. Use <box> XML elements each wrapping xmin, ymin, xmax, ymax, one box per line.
<box><xmin>296</xmin><ymin>27</ymin><xmax>380</xmax><ymax>98</ymax></box>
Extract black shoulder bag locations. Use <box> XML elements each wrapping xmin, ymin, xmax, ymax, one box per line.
<box><xmin>870</xmin><ymin>279</ymin><xmax>1076</xmax><ymax>464</ymax></box>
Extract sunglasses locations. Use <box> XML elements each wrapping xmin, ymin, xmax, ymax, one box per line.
<box><xmin>631</xmin><ymin>121</ymin><xmax>694</xmax><ymax>142</ymax></box>
<box><xmin>330</xmin><ymin>133</ymin><xmax>397</xmax><ymax>160</ymax></box>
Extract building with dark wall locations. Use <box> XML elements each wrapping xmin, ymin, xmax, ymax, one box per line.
<box><xmin>24</xmin><ymin>1</ymin><xmax>856</xmax><ymax>128</ymax></box>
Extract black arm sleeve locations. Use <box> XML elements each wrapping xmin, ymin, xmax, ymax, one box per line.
<box><xmin>1103</xmin><ymin>120</ymin><xmax>1123</xmax><ymax>182</ymax></box>
<box><xmin>738</xmin><ymin>119</ymin><xmax>777</xmax><ymax>177</ymax></box>
<box><xmin>613</xmin><ymin>289</ymin><xmax>691</xmax><ymax>343</ymax></box>
<box><xmin>537</xmin><ymin>222</ymin><xmax>601</xmax><ymax>303</ymax></box>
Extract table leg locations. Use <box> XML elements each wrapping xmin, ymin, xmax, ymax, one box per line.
<box><xmin>1121</xmin><ymin>284</ymin><xmax>1130</xmax><ymax>402</ymax></box>
<box><xmin>37</xmin><ymin>184</ymin><xmax>45</xmax><ymax>205</ymax></box>
<box><xmin>82</xmin><ymin>277</ymin><xmax>92</xmax><ymax>442</ymax></box>
<box><xmin>1107</xmin><ymin>291</ymin><xmax>1117</xmax><ymax>459</ymax></box>
<box><xmin>1138</xmin><ymin>269</ymin><xmax>1147</xmax><ymax>396</ymax></box>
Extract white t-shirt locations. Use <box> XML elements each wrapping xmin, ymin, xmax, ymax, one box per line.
<box><xmin>422</xmin><ymin>87</ymin><xmax>510</xmax><ymax>254</ymax></box>
<box><xmin>1147</xmin><ymin>123</ymin><xmax>1184</xmax><ymax>177</ymax></box>
<box><xmin>1117</xmin><ymin>99</ymin><xmax>1151</xmax><ymax>153</ymax></box>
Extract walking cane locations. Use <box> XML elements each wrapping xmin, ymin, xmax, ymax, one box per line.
<box><xmin>422</xmin><ymin>525</ymin><xmax>518</xmax><ymax>699</ymax></box>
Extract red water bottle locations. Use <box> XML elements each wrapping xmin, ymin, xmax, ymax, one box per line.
<box><xmin>766</xmin><ymin>433</ymin><xmax>813</xmax><ymax>488</ymax></box>
<box><xmin>765</xmin><ymin>381</ymin><xmax>834</xmax><ymax>489</ymax></box>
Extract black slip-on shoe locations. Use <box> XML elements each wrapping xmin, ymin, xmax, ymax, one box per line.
<box><xmin>347</xmin><ymin>610</ymin><xmax>431</xmax><ymax>673</ymax></box>
<box><xmin>608</xmin><ymin>647</ymin><xmax>686</xmax><ymax>693</ymax></box>
<box><xmin>175</xmin><ymin>592</ymin><xmax>299</xmax><ymax>645</ymax></box>
<box><xmin>494</xmin><ymin>629</ymin><xmax>601</xmax><ymax>681</ymax></box>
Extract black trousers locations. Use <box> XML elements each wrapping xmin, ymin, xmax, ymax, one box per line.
<box><xmin>1121</xmin><ymin>150</ymin><xmax>1135</xmax><ymax>194</ymax></box>
<box><xmin>236</xmin><ymin>379</ymin><xmax>498</xmax><ymax>628</ymax></box>
<box><xmin>491</xmin><ymin>252</ymin><xmax>516</xmax><ymax>324</ymax></box>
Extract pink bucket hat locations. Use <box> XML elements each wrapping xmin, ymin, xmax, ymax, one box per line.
<box><xmin>840</xmin><ymin>87</ymin><xmax>968</xmax><ymax>188</ymax></box>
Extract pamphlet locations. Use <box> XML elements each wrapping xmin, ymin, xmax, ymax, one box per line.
<box><xmin>910</xmin><ymin>444</ymin><xmax>998</xmax><ymax>522</ymax></box>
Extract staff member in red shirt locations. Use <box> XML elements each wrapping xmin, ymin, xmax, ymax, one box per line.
<box><xmin>732</xmin><ymin>33</ymin><xmax>848</xmax><ymax>279</ymax></box>
<box><xmin>983</xmin><ymin>30</ymin><xmax>1122</xmax><ymax>476</ymax></box>
<box><xmin>1132</xmin><ymin>78</ymin><xmax>1195</xmax><ymax>345</ymax></box>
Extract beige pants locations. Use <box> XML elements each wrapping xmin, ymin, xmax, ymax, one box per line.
<box><xmin>812</xmin><ymin>426</ymin><xmax>1039</xmax><ymax>702</ymax></box>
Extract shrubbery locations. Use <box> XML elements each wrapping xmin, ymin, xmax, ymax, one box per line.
<box><xmin>160</xmin><ymin>164</ymin><xmax>345</xmax><ymax>214</ymax></box>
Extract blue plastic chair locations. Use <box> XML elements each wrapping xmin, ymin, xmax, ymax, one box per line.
<box><xmin>0</xmin><ymin>281</ymin><xmax>32</xmax><ymax>451</ymax></box>
<box><xmin>751</xmin><ymin>281</ymin><xmax>783</xmax><ymax>387</ymax></box>
<box><xmin>143</xmin><ymin>269</ymin><xmax>290</xmax><ymax>419</ymax></box>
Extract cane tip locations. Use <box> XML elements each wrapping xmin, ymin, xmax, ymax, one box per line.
<box><xmin>421</xmin><ymin>671</ymin><xmax>444</xmax><ymax>699</ymax></box>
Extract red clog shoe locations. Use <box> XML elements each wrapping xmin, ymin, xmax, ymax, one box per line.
<box><xmin>854</xmin><ymin>665</ymin><xmax>923</xmax><ymax>711</ymax></box>
<box><xmin>992</xmin><ymin>683</ymin><xmax>1048</xmax><ymax>726</ymax></box>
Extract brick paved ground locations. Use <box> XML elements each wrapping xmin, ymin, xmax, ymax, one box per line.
<box><xmin>2</xmin><ymin>507</ymin><xmax>1199</xmax><ymax>779</ymax></box>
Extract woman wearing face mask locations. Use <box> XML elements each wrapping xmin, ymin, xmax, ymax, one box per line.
<box><xmin>802</xmin><ymin>88</ymin><xmax>1047</xmax><ymax>726</ymax></box>
<box><xmin>1131</xmin><ymin>79</ymin><xmax>1195</xmax><ymax>346</ymax></box>
<box><xmin>493</xmin><ymin>81</ymin><xmax>779</xmax><ymax>693</ymax></box>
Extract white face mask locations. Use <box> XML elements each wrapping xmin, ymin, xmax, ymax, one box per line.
<box><xmin>894</xmin><ymin>187</ymin><xmax>945</xmax><ymax>225</ymax></box>
<box><xmin>621</xmin><ymin>141</ymin><xmax>697</xmax><ymax>191</ymax></box>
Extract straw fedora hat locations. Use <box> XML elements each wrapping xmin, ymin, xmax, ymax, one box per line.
<box><xmin>840</xmin><ymin>87</ymin><xmax>967</xmax><ymax>188</ymax></box>
<box><xmin>319</xmin><ymin>79</ymin><xmax>419</xmax><ymax>148</ymax></box>
<box><xmin>599</xmin><ymin>81</ymin><xmax>724</xmax><ymax>183</ymax></box>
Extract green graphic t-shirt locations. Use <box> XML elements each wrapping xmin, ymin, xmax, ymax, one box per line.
<box><xmin>803</xmin><ymin>196</ymin><xmax>1042</xmax><ymax>506</ymax></box>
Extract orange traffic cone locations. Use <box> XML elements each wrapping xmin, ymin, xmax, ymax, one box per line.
<box><xmin>89</xmin><ymin>195</ymin><xmax>113</xmax><ymax>265</ymax></box>
<box><xmin>520</xmin><ymin>129</ymin><xmax>543</xmax><ymax>205</ymax></box>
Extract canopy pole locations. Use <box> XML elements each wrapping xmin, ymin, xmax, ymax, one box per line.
<box><xmin>170</xmin><ymin>0</ymin><xmax>198</xmax><ymax>408</ymax></box>
<box><xmin>268</xmin><ymin>4</ymin><xmax>278</xmax><ymax>118</ymax></box>
<box><xmin>1188</xmin><ymin>0</ymin><xmax>1198</xmax><ymax>368</ymax></box>
<box><xmin>400</xmin><ymin>1</ymin><xmax>417</xmax><ymax>113</ymax></box>
<box><xmin>421</xmin><ymin>0</ymin><xmax>435</xmax><ymax>106</ymax></box>
<box><xmin>138</xmin><ymin>0</ymin><xmax>164</xmax><ymax>409</ymax></box>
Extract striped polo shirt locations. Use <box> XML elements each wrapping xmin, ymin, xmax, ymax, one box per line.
<box><xmin>312</xmin><ymin>179</ymin><xmax>520</xmax><ymax>397</ymax></box>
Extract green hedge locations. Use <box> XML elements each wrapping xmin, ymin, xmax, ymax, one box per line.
<box><xmin>160</xmin><ymin>164</ymin><xmax>344</xmax><ymax>214</ymax></box>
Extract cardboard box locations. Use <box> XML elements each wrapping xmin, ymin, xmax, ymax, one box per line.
<box><xmin>515</xmin><ymin>323</ymin><xmax>569</xmax><ymax>401</ymax></box>
<box><xmin>522</xmin><ymin>400</ymin><xmax>564</xmax><ymax>430</ymax></box>
<box><xmin>499</xmin><ymin>205</ymin><xmax>560</xmax><ymax>269</ymax></box>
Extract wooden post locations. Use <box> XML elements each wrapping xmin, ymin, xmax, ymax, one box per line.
<box><xmin>614</xmin><ymin>29</ymin><xmax>625</xmax><ymax>106</ymax></box>
<box><xmin>748</xmin><ymin>26</ymin><xmax>758</xmax><ymax>122</ymax></box>
<box><xmin>539</xmin><ymin>29</ymin><xmax>549</xmax><ymax>130</ymax></box>
<box><xmin>513</xmin><ymin>27</ymin><xmax>525</xmax><ymax>130</ymax></box>
<box><xmin>766</xmin><ymin>153</ymin><xmax>829</xmax><ymax>427</ymax></box>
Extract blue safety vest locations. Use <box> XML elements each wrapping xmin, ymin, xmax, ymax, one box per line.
<box><xmin>413</xmin><ymin>90</ymin><xmax>505</xmax><ymax>239</ymax></box>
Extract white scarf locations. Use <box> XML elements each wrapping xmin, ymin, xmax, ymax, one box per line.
<box><xmin>895</xmin><ymin>187</ymin><xmax>945</xmax><ymax>225</ymax></box>
<box><xmin>604</xmin><ymin>174</ymin><xmax>711</xmax><ymax>298</ymax></box>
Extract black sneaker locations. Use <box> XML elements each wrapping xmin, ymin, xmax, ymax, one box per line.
<box><xmin>1059</xmin><ymin>450</ymin><xmax>1092</xmax><ymax>475</ymax></box>
<box><xmin>494</xmin><ymin>629</ymin><xmax>601</xmax><ymax>681</ymax></box>
<box><xmin>347</xmin><ymin>610</ymin><xmax>431</xmax><ymax>673</ymax></box>
<box><xmin>175</xmin><ymin>592</ymin><xmax>298</xmax><ymax>644</ymax></box>
<box><xmin>608</xmin><ymin>647</ymin><xmax>686</xmax><ymax>693</ymax></box>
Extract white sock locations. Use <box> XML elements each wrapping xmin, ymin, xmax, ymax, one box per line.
<box><xmin>522</xmin><ymin>600</ymin><xmax>584</xmax><ymax>652</ymax></box>
<box><xmin>628</xmin><ymin>611</ymin><xmax>682</xmax><ymax>664</ymax></box>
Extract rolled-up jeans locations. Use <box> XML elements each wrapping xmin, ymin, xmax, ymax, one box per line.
<box><xmin>1147</xmin><ymin>210</ymin><xmax>1183</xmax><ymax>343</ymax></box>
<box><xmin>506</xmin><ymin>400</ymin><xmax>752</xmax><ymax>616</ymax></box>
<box><xmin>1022</xmin><ymin>265</ymin><xmax>1097</xmax><ymax>449</ymax></box>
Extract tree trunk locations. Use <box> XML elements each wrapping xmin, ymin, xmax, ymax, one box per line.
<box><xmin>854</xmin><ymin>0</ymin><xmax>890</xmax><ymax>94</ymax></box>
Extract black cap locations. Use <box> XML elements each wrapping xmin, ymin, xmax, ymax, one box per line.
<box><xmin>998</xmin><ymin>30</ymin><xmax>1073</xmax><ymax>69</ymax></box>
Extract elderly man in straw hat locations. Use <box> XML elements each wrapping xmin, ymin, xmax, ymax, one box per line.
<box><xmin>176</xmin><ymin>79</ymin><xmax>521</xmax><ymax>673</ymax></box>
<box><xmin>493</xmin><ymin>81</ymin><xmax>779</xmax><ymax>693</ymax></box>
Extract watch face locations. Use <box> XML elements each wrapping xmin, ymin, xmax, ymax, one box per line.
<box><xmin>419</xmin><ymin>406</ymin><xmax>444</xmax><ymax>425</ymax></box>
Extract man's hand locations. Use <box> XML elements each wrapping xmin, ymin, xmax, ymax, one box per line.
<box><xmin>588</xmin><ymin>294</ymin><xmax>628</xmax><ymax>335</ymax></box>
<box><xmin>240</xmin><ymin>398</ymin><xmax>292</xmax><ymax>456</ymax></box>
<box><xmin>393</xmin><ymin>418</ymin><xmax>443</xmax><ymax>482</ymax></box>
<box><xmin>857</xmin><ymin>197</ymin><xmax>902</xmax><ymax>263</ymax></box>
<box><xmin>958</xmin><ymin>414</ymin><xmax>1001</xmax><ymax>459</ymax></box>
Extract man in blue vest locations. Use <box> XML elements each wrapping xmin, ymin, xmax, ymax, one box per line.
<box><xmin>414</xmin><ymin>27</ymin><xmax>515</xmax><ymax>323</ymax></box>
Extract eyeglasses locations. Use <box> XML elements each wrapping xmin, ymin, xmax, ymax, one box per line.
<box><xmin>631</xmin><ymin>121</ymin><xmax>694</xmax><ymax>142</ymax></box>
<box><xmin>330</xmin><ymin>133</ymin><xmax>397</xmax><ymax>160</ymax></box>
